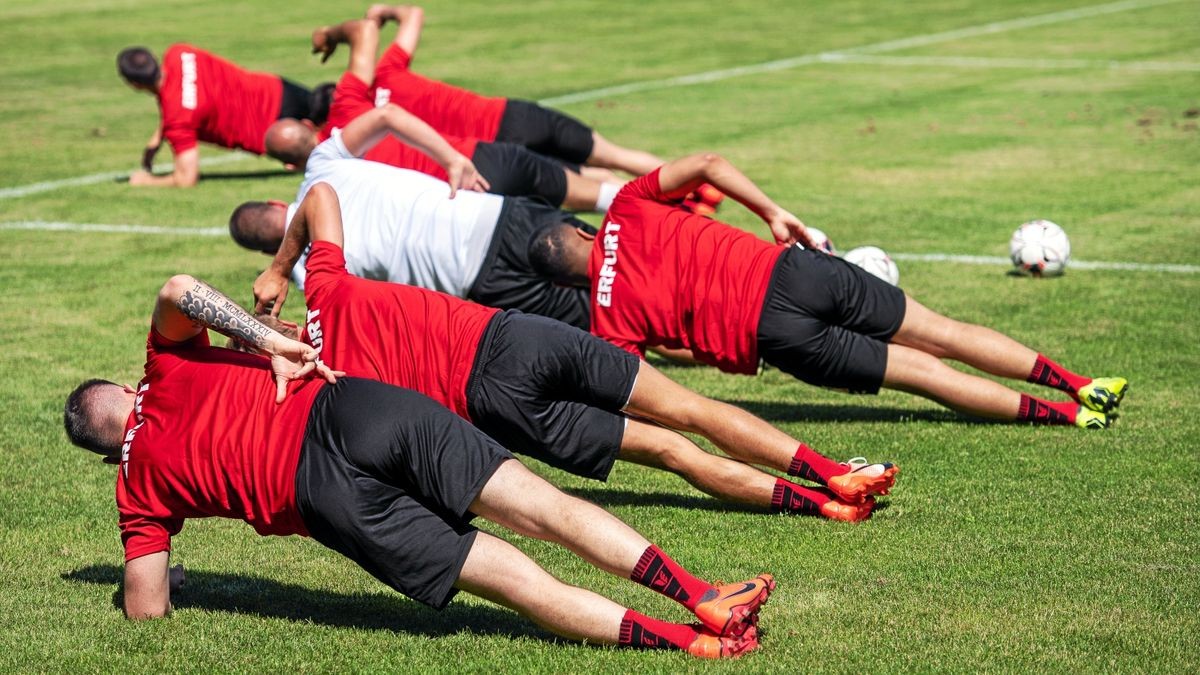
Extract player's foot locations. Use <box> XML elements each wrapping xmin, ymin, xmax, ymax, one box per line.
<box><xmin>693</xmin><ymin>574</ymin><xmax>775</xmax><ymax>638</ymax></box>
<box><xmin>1077</xmin><ymin>377</ymin><xmax>1128</xmax><ymax>414</ymax></box>
<box><xmin>826</xmin><ymin>458</ymin><xmax>898</xmax><ymax>503</ymax></box>
<box><xmin>1075</xmin><ymin>407</ymin><xmax>1112</xmax><ymax>429</ymax></box>
<box><xmin>685</xmin><ymin>624</ymin><xmax>759</xmax><ymax>659</ymax></box>
<box><xmin>681</xmin><ymin>196</ymin><xmax>717</xmax><ymax>218</ymax></box>
<box><xmin>819</xmin><ymin>495</ymin><xmax>876</xmax><ymax>522</ymax></box>
<box><xmin>695</xmin><ymin>183</ymin><xmax>725</xmax><ymax>209</ymax></box>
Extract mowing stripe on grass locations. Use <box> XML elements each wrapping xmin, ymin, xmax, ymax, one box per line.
<box><xmin>889</xmin><ymin>252</ymin><xmax>1200</xmax><ymax>274</ymax></box>
<box><xmin>3</xmin><ymin>220</ymin><xmax>1196</xmax><ymax>274</ymax></box>
<box><xmin>0</xmin><ymin>153</ymin><xmax>251</xmax><ymax>201</ymax></box>
<box><xmin>0</xmin><ymin>0</ymin><xmax>1184</xmax><ymax>201</ymax></box>
<box><xmin>817</xmin><ymin>53</ymin><xmax>1200</xmax><ymax>72</ymax></box>
<box><xmin>539</xmin><ymin>0</ymin><xmax>1186</xmax><ymax>106</ymax></box>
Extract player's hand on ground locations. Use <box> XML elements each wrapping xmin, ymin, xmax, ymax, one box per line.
<box><xmin>269</xmin><ymin>337</ymin><xmax>343</xmax><ymax>404</ymax></box>
<box><xmin>168</xmin><ymin>564</ymin><xmax>185</xmax><ymax>593</ymax></box>
<box><xmin>128</xmin><ymin>170</ymin><xmax>155</xmax><ymax>186</ymax></box>
<box><xmin>445</xmin><ymin>155</ymin><xmax>489</xmax><ymax>198</ymax></box>
<box><xmin>141</xmin><ymin>144</ymin><xmax>160</xmax><ymax>172</ymax></box>
<box><xmin>767</xmin><ymin>208</ymin><xmax>814</xmax><ymax>248</ymax></box>
<box><xmin>253</xmin><ymin>268</ymin><xmax>289</xmax><ymax>316</ymax></box>
<box><xmin>311</xmin><ymin>27</ymin><xmax>337</xmax><ymax>63</ymax></box>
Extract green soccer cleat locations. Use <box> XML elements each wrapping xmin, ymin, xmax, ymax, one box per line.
<box><xmin>1077</xmin><ymin>377</ymin><xmax>1128</xmax><ymax>414</ymax></box>
<box><xmin>1075</xmin><ymin>407</ymin><xmax>1112</xmax><ymax>429</ymax></box>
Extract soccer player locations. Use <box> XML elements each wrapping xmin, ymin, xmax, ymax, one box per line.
<box><xmin>251</xmin><ymin>183</ymin><xmax>897</xmax><ymax>520</ymax></box>
<box><xmin>269</xmin><ymin>16</ymin><xmax>622</xmax><ymax>213</ymax></box>
<box><xmin>63</xmin><ymin>274</ymin><xmax>772</xmax><ymax>657</ymax></box>
<box><xmin>527</xmin><ymin>153</ymin><xmax>1129</xmax><ymax>429</ymax></box>
<box><xmin>229</xmin><ymin>110</ymin><xmax>593</xmax><ymax>329</ymax></box>
<box><xmin>116</xmin><ymin>45</ymin><xmax>317</xmax><ymax>188</ymax></box>
<box><xmin>308</xmin><ymin>4</ymin><xmax>665</xmax><ymax>176</ymax></box>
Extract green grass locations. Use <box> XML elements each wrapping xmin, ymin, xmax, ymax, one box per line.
<box><xmin>1</xmin><ymin>0</ymin><xmax>1198</xmax><ymax>671</ymax></box>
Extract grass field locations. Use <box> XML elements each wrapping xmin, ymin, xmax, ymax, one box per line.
<box><xmin>2</xmin><ymin>0</ymin><xmax>1198</xmax><ymax>671</ymax></box>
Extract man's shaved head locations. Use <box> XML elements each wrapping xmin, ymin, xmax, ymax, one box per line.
<box><xmin>527</xmin><ymin>222</ymin><xmax>593</xmax><ymax>287</ymax></box>
<box><xmin>117</xmin><ymin>47</ymin><xmax>160</xmax><ymax>88</ymax></box>
<box><xmin>265</xmin><ymin>119</ymin><xmax>318</xmax><ymax>168</ymax></box>
<box><xmin>229</xmin><ymin>201</ymin><xmax>287</xmax><ymax>254</ymax></box>
<box><xmin>64</xmin><ymin>379</ymin><xmax>129</xmax><ymax>459</ymax></box>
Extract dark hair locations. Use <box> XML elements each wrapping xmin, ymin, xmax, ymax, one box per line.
<box><xmin>229</xmin><ymin>201</ymin><xmax>282</xmax><ymax>253</ymax></box>
<box><xmin>307</xmin><ymin>82</ymin><xmax>336</xmax><ymax>127</ymax></box>
<box><xmin>64</xmin><ymin>379</ymin><xmax>121</xmax><ymax>456</ymax></box>
<box><xmin>117</xmin><ymin>47</ymin><xmax>160</xmax><ymax>87</ymax></box>
<box><xmin>527</xmin><ymin>222</ymin><xmax>579</xmax><ymax>282</ymax></box>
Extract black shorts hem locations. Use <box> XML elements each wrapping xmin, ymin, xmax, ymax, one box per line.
<box><xmin>427</xmin><ymin>529</ymin><xmax>477</xmax><ymax>610</ymax></box>
<box><xmin>277</xmin><ymin>78</ymin><xmax>313</xmax><ymax>120</ymax></box>
<box><xmin>496</xmin><ymin>99</ymin><xmax>595</xmax><ymax>165</ymax></box>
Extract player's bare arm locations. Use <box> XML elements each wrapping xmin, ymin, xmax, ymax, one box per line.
<box><xmin>158</xmin><ymin>274</ymin><xmax>340</xmax><ymax>401</ymax></box>
<box><xmin>657</xmin><ymin>153</ymin><xmax>812</xmax><ymax>247</ymax></box>
<box><xmin>365</xmin><ymin>4</ymin><xmax>425</xmax><ymax>54</ymax></box>
<box><xmin>128</xmin><ymin>147</ymin><xmax>199</xmax><ymax>188</ymax></box>
<box><xmin>339</xmin><ymin>104</ymin><xmax>489</xmax><ymax>196</ymax></box>
<box><xmin>142</xmin><ymin>127</ymin><xmax>163</xmax><ymax>172</ymax></box>
<box><xmin>123</xmin><ymin>551</ymin><xmax>172</xmax><ymax>619</ymax></box>
<box><xmin>313</xmin><ymin>18</ymin><xmax>380</xmax><ymax>83</ymax></box>
<box><xmin>253</xmin><ymin>183</ymin><xmax>345</xmax><ymax>315</ymax></box>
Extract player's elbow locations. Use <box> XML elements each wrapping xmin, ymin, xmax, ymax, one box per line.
<box><xmin>159</xmin><ymin>274</ymin><xmax>196</xmax><ymax>303</ymax></box>
<box><xmin>347</xmin><ymin>18</ymin><xmax>379</xmax><ymax>42</ymax></box>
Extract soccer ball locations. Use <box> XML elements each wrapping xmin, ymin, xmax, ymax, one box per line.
<box><xmin>1009</xmin><ymin>220</ymin><xmax>1070</xmax><ymax>276</ymax></box>
<box><xmin>803</xmin><ymin>227</ymin><xmax>836</xmax><ymax>255</ymax></box>
<box><xmin>844</xmin><ymin>246</ymin><xmax>900</xmax><ymax>286</ymax></box>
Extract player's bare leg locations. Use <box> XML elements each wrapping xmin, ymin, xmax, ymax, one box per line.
<box><xmin>620</xmin><ymin>420</ymin><xmax>876</xmax><ymax>521</ymax></box>
<box><xmin>623</xmin><ymin>362</ymin><xmax>811</xmax><ymax>472</ymax></box>
<box><xmin>561</xmin><ymin>169</ymin><xmax>623</xmax><ymax>213</ymax></box>
<box><xmin>891</xmin><ymin>297</ymin><xmax>1037</xmax><ymax>378</ymax></box>
<box><xmin>586</xmin><ymin>132</ymin><xmax>664</xmax><ymax>176</ymax></box>
<box><xmin>619</xmin><ymin>419</ymin><xmax>776</xmax><ymax>505</ymax></box>
<box><xmin>882</xmin><ymin>343</ymin><xmax>1022</xmax><ymax>419</ymax></box>
<box><xmin>455</xmin><ymin>532</ymin><xmax>625</xmax><ymax>643</ymax></box>
<box><xmin>578</xmin><ymin>166</ymin><xmax>621</xmax><ymax>183</ymax></box>
<box><xmin>469</xmin><ymin>459</ymin><xmax>774</xmax><ymax>636</ymax></box>
<box><xmin>456</xmin><ymin>533</ymin><xmax>755</xmax><ymax>656</ymax></box>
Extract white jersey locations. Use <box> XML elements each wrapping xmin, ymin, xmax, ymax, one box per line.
<box><xmin>288</xmin><ymin>131</ymin><xmax>502</xmax><ymax>296</ymax></box>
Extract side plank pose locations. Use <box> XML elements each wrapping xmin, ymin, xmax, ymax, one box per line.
<box><xmin>269</xmin><ymin>14</ymin><xmax>621</xmax><ymax>212</ymax></box>
<box><xmin>312</xmin><ymin>3</ymin><xmax>665</xmax><ymax>175</ymax></box>
<box><xmin>527</xmin><ymin>153</ymin><xmax>1129</xmax><ymax>428</ymax></box>
<box><xmin>63</xmin><ymin>275</ymin><xmax>773</xmax><ymax>658</ymax></box>
<box><xmin>230</xmin><ymin>111</ymin><xmax>594</xmax><ymax>328</ymax></box>
<box><xmin>252</xmin><ymin>184</ymin><xmax>898</xmax><ymax>520</ymax></box>
<box><xmin>117</xmin><ymin>45</ymin><xmax>316</xmax><ymax>187</ymax></box>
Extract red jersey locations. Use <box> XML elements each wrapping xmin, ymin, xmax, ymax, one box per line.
<box><xmin>117</xmin><ymin>327</ymin><xmax>323</xmax><ymax>562</ymax></box>
<box><xmin>321</xmin><ymin>71</ymin><xmax>478</xmax><ymax>182</ymax></box>
<box><xmin>374</xmin><ymin>44</ymin><xmax>506</xmax><ymax>141</ymax></box>
<box><xmin>156</xmin><ymin>44</ymin><xmax>282</xmax><ymax>155</ymax></box>
<box><xmin>588</xmin><ymin>169</ymin><xmax>785</xmax><ymax>374</ymax></box>
<box><xmin>302</xmin><ymin>241</ymin><xmax>497</xmax><ymax>418</ymax></box>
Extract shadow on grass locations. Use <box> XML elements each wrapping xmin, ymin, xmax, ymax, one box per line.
<box><xmin>563</xmin><ymin>487</ymin><xmax>766</xmax><ymax>514</ymax></box>
<box><xmin>720</xmin><ymin>399</ymin><xmax>998</xmax><ymax>425</ymax></box>
<box><xmin>63</xmin><ymin>564</ymin><xmax>544</xmax><ymax>640</ymax></box>
<box><xmin>198</xmin><ymin>169</ymin><xmax>297</xmax><ymax>181</ymax></box>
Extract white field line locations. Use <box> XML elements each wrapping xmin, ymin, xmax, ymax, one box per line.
<box><xmin>889</xmin><ymin>252</ymin><xmax>1200</xmax><ymax>274</ymax></box>
<box><xmin>538</xmin><ymin>0</ymin><xmax>1187</xmax><ymax>106</ymax></box>
<box><xmin>817</xmin><ymin>53</ymin><xmax>1200</xmax><ymax>72</ymax></box>
<box><xmin>0</xmin><ymin>152</ymin><xmax>251</xmax><ymax>200</ymax></box>
<box><xmin>2</xmin><ymin>219</ymin><xmax>1196</xmax><ymax>274</ymax></box>
<box><xmin>0</xmin><ymin>0</ymin><xmax>1186</xmax><ymax>200</ymax></box>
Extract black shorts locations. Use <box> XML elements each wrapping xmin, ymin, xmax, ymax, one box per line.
<box><xmin>467</xmin><ymin>197</ymin><xmax>595</xmax><ymax>329</ymax></box>
<box><xmin>472</xmin><ymin>142</ymin><xmax>570</xmax><ymax>207</ymax></box>
<box><xmin>277</xmin><ymin>78</ymin><xmax>313</xmax><ymax>121</ymax></box>
<box><xmin>467</xmin><ymin>311</ymin><xmax>639</xmax><ymax>481</ymax></box>
<box><xmin>495</xmin><ymin>99</ymin><xmax>595</xmax><ymax>165</ymax></box>
<box><xmin>294</xmin><ymin>378</ymin><xmax>512</xmax><ymax>609</ymax></box>
<box><xmin>756</xmin><ymin>247</ymin><xmax>907</xmax><ymax>394</ymax></box>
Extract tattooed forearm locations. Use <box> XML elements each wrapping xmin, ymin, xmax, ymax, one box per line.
<box><xmin>176</xmin><ymin>281</ymin><xmax>276</xmax><ymax>349</ymax></box>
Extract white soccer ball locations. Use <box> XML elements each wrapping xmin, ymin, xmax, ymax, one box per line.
<box><xmin>803</xmin><ymin>227</ymin><xmax>836</xmax><ymax>255</ymax></box>
<box><xmin>844</xmin><ymin>246</ymin><xmax>900</xmax><ymax>286</ymax></box>
<box><xmin>1009</xmin><ymin>220</ymin><xmax>1070</xmax><ymax>276</ymax></box>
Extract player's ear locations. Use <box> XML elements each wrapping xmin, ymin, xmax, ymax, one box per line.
<box><xmin>102</xmin><ymin>455</ymin><xmax>120</xmax><ymax>465</ymax></box>
<box><xmin>574</xmin><ymin>228</ymin><xmax>596</xmax><ymax>242</ymax></box>
<box><xmin>301</xmin><ymin>119</ymin><xmax>316</xmax><ymax>131</ymax></box>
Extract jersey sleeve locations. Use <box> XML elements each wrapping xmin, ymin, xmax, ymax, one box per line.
<box><xmin>619</xmin><ymin>167</ymin><xmax>676</xmax><ymax>204</ymax></box>
<box><xmin>161</xmin><ymin>119</ymin><xmax>198</xmax><ymax>154</ymax></box>
<box><xmin>120</xmin><ymin>512</ymin><xmax>184</xmax><ymax>562</ymax></box>
<box><xmin>303</xmin><ymin>241</ymin><xmax>349</xmax><ymax>303</ymax></box>
<box><xmin>375</xmin><ymin>44</ymin><xmax>413</xmax><ymax>82</ymax></box>
<box><xmin>325</xmin><ymin>72</ymin><xmax>375</xmax><ymax>132</ymax></box>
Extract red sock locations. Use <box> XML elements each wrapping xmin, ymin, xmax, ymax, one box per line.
<box><xmin>786</xmin><ymin>443</ymin><xmax>847</xmax><ymax>484</ymax></box>
<box><xmin>770</xmin><ymin>478</ymin><xmax>833</xmax><ymax>515</ymax></box>
<box><xmin>618</xmin><ymin>609</ymin><xmax>697</xmax><ymax>651</ymax></box>
<box><xmin>1017</xmin><ymin>394</ymin><xmax>1078</xmax><ymax>425</ymax></box>
<box><xmin>629</xmin><ymin>545</ymin><xmax>716</xmax><ymax>611</ymax></box>
<box><xmin>1027</xmin><ymin>354</ymin><xmax>1091</xmax><ymax>397</ymax></box>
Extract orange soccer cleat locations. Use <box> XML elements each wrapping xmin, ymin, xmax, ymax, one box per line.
<box><xmin>826</xmin><ymin>457</ymin><xmax>898</xmax><ymax>503</ymax></box>
<box><xmin>693</xmin><ymin>574</ymin><xmax>775</xmax><ymax>638</ymax></box>
<box><xmin>819</xmin><ymin>495</ymin><xmax>876</xmax><ymax>522</ymax></box>
<box><xmin>685</xmin><ymin>624</ymin><xmax>760</xmax><ymax>659</ymax></box>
